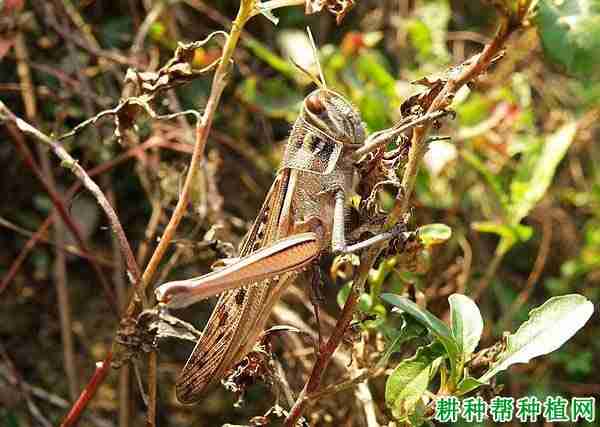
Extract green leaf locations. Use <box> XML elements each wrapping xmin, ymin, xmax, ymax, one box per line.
<box><xmin>407</xmin><ymin>0</ymin><xmax>451</xmax><ymax>65</ymax></box>
<box><xmin>357</xmin><ymin>90</ymin><xmax>393</xmax><ymax>131</ymax></box>
<box><xmin>359</xmin><ymin>293</ymin><xmax>373</xmax><ymax>312</ymax></box>
<box><xmin>509</xmin><ymin>122</ymin><xmax>577</xmax><ymax>224</ymax></box>
<box><xmin>385</xmin><ymin>342</ymin><xmax>446</xmax><ymax>420</ymax></box>
<box><xmin>381</xmin><ymin>294</ymin><xmax>460</xmax><ymax>383</ymax></box>
<box><xmin>337</xmin><ymin>281</ymin><xmax>373</xmax><ymax>315</ymax></box>
<box><xmin>508</xmin><ymin>122</ymin><xmax>577</xmax><ymax>223</ymax></box>
<box><xmin>355</xmin><ymin>52</ymin><xmax>396</xmax><ymax>95</ymax></box>
<box><xmin>472</xmin><ymin>221</ymin><xmax>533</xmax><ymax>255</ymax></box>
<box><xmin>534</xmin><ymin>0</ymin><xmax>600</xmax><ymax>79</ymax></box>
<box><xmin>337</xmin><ymin>281</ymin><xmax>352</xmax><ymax>308</ymax></box>
<box><xmin>407</xmin><ymin>20</ymin><xmax>433</xmax><ymax>60</ymax></box>
<box><xmin>460</xmin><ymin>149</ymin><xmax>510</xmax><ymax>210</ymax></box>
<box><xmin>237</xmin><ymin>77</ymin><xmax>303</xmax><ymax>121</ymax></box>
<box><xmin>455</xmin><ymin>376</ymin><xmax>486</xmax><ymax>396</ymax></box>
<box><xmin>418</xmin><ymin>223</ymin><xmax>452</xmax><ymax>246</ymax></box>
<box><xmin>379</xmin><ymin>316</ymin><xmax>427</xmax><ymax>367</ymax></box>
<box><xmin>351</xmin><ymin>51</ymin><xmax>398</xmax><ymax>130</ymax></box>
<box><xmin>449</xmin><ymin>294</ymin><xmax>483</xmax><ymax>358</ymax></box>
<box><xmin>407</xmin><ymin>404</ymin><xmax>427</xmax><ymax>427</ymax></box>
<box><xmin>479</xmin><ymin>294</ymin><xmax>594</xmax><ymax>383</ymax></box>
<box><xmin>244</xmin><ymin>38</ymin><xmax>297</xmax><ymax>80</ymax></box>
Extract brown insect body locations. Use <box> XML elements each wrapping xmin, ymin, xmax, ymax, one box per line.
<box><xmin>157</xmin><ymin>88</ymin><xmax>367</xmax><ymax>403</ymax></box>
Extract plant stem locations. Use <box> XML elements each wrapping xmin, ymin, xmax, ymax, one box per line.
<box><xmin>285</xmin><ymin>246</ymin><xmax>378</xmax><ymax>426</ymax></box>
<box><xmin>59</xmin><ymin>352</ymin><xmax>113</xmax><ymax>427</ymax></box>
<box><xmin>389</xmin><ymin>19</ymin><xmax>515</xmax><ymax>227</ymax></box>
<box><xmin>0</xmin><ymin>104</ymin><xmax>142</xmax><ymax>290</ymax></box>
<box><xmin>286</xmin><ymin>15</ymin><xmax>521</xmax><ymax>425</ymax></box>
<box><xmin>121</xmin><ymin>0</ymin><xmax>255</xmax><ymax>321</ymax></box>
<box><xmin>116</xmin><ymin>1</ymin><xmax>256</xmax><ymax>425</ymax></box>
<box><xmin>15</xmin><ymin>28</ymin><xmax>80</xmax><ymax>401</ymax></box>
<box><xmin>1</xmin><ymin>137</ymin><xmax>171</xmax><ymax>295</ymax></box>
<box><xmin>146</xmin><ymin>352</ymin><xmax>158</xmax><ymax>427</ymax></box>
<box><xmin>3</xmin><ymin>123</ymin><xmax>118</xmax><ymax>310</ymax></box>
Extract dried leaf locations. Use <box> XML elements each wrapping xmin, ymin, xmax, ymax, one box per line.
<box><xmin>401</xmin><ymin>78</ymin><xmax>446</xmax><ymax>116</ymax></box>
<box><xmin>306</xmin><ymin>0</ymin><xmax>356</xmax><ymax>24</ymax></box>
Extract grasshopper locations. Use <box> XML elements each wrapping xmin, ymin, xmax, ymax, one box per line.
<box><xmin>155</xmin><ymin>83</ymin><xmax>446</xmax><ymax>403</ymax></box>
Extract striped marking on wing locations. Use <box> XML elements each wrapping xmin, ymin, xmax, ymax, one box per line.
<box><xmin>174</xmin><ymin>170</ymin><xmax>291</xmax><ymax>403</ymax></box>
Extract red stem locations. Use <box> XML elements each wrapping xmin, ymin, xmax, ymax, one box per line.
<box><xmin>5</xmin><ymin>123</ymin><xmax>119</xmax><ymax>312</ymax></box>
<box><xmin>59</xmin><ymin>351</ymin><xmax>113</xmax><ymax>427</ymax></box>
<box><xmin>0</xmin><ymin>138</ymin><xmax>182</xmax><ymax>295</ymax></box>
<box><xmin>285</xmin><ymin>278</ymin><xmax>362</xmax><ymax>425</ymax></box>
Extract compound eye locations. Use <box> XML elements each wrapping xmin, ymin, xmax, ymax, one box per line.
<box><xmin>305</xmin><ymin>93</ymin><xmax>326</xmax><ymax>114</ymax></box>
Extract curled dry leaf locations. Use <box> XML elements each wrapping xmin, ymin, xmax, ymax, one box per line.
<box><xmin>387</xmin><ymin>232</ymin><xmax>426</xmax><ymax>273</ymax></box>
<box><xmin>58</xmin><ymin>33</ymin><xmax>224</xmax><ymax>142</ymax></box>
<box><xmin>113</xmin><ymin>308</ymin><xmax>206</xmax><ymax>368</ymax></box>
<box><xmin>401</xmin><ymin>51</ymin><xmax>505</xmax><ymax>117</ymax></box>
<box><xmin>124</xmin><ymin>33</ymin><xmax>227</xmax><ymax>97</ymax></box>
<box><xmin>305</xmin><ymin>0</ymin><xmax>356</xmax><ymax>24</ymax></box>
<box><xmin>401</xmin><ymin>77</ymin><xmax>446</xmax><ymax>117</ymax></box>
<box><xmin>112</xmin><ymin>311</ymin><xmax>159</xmax><ymax>368</ymax></box>
<box><xmin>222</xmin><ymin>349</ymin><xmax>271</xmax><ymax>398</ymax></box>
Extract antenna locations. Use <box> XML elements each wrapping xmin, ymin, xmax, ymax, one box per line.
<box><xmin>306</xmin><ymin>26</ymin><xmax>327</xmax><ymax>88</ymax></box>
<box><xmin>290</xmin><ymin>57</ymin><xmax>324</xmax><ymax>88</ymax></box>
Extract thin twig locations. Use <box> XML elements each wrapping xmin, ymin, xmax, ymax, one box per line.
<box><xmin>1</xmin><ymin>137</ymin><xmax>176</xmax><ymax>298</ymax></box>
<box><xmin>392</xmin><ymin>20</ymin><xmax>519</xmax><ymax>306</ymax></box>
<box><xmin>356</xmin><ymin>381</ymin><xmax>380</xmax><ymax>427</ymax></box>
<box><xmin>0</xmin><ymin>103</ymin><xmax>142</xmax><ymax>290</ymax></box>
<box><xmin>500</xmin><ymin>211</ymin><xmax>553</xmax><ymax>328</ymax></box>
<box><xmin>285</xmin><ymin>14</ymin><xmax>522</xmax><ymax>425</ymax></box>
<box><xmin>472</xmin><ymin>250</ymin><xmax>504</xmax><ymax>301</ymax></box>
<box><xmin>108</xmin><ymin>186</ymin><xmax>131</xmax><ymax>427</ymax></box>
<box><xmin>146</xmin><ymin>352</ymin><xmax>158</xmax><ymax>427</ymax></box>
<box><xmin>58</xmin><ymin>0</ymin><xmax>102</xmax><ymax>50</ymax></box>
<box><xmin>3</xmin><ymin>118</ymin><xmax>118</xmax><ymax>311</ymax></box>
<box><xmin>0</xmin><ymin>365</ymin><xmax>113</xmax><ymax>427</ymax></box>
<box><xmin>285</xmin><ymin>246</ymin><xmax>377</xmax><ymax>426</ymax></box>
<box><xmin>44</xmin><ymin>2</ymin><xmax>138</xmax><ymax>67</ymax></box>
<box><xmin>1</xmin><ymin>343</ymin><xmax>53</xmax><ymax>427</ymax></box>
<box><xmin>94</xmin><ymin>2</ymin><xmax>258</xmax><ymax>425</ymax></box>
<box><xmin>306</xmin><ymin>368</ymin><xmax>385</xmax><ymax>403</ymax></box>
<box><xmin>5</xmin><ymin>33</ymin><xmax>116</xmax><ymax>308</ymax></box>
<box><xmin>390</xmin><ymin>20</ymin><xmax>516</xmax><ymax>226</ymax></box>
<box><xmin>456</xmin><ymin>235</ymin><xmax>473</xmax><ymax>294</ymax></box>
<box><xmin>49</xmin><ymin>165</ymin><xmax>79</xmax><ymax>401</ymax></box>
<box><xmin>27</xmin><ymin>61</ymin><xmax>113</xmax><ymax>108</ymax></box>
<box><xmin>0</xmin><ymin>217</ymin><xmax>113</xmax><ymax>266</ymax></box>
<box><xmin>118</xmin><ymin>0</ymin><xmax>255</xmax><ymax>326</ymax></box>
<box><xmin>136</xmin><ymin>200</ymin><xmax>163</xmax><ymax>267</ymax></box>
<box><xmin>131</xmin><ymin>1</ymin><xmax>166</xmax><ymax>55</ymax></box>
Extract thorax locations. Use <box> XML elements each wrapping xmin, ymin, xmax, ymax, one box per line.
<box><xmin>291</xmin><ymin>155</ymin><xmax>356</xmax><ymax>243</ymax></box>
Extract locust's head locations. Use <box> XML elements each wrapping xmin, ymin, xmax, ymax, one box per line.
<box><xmin>302</xmin><ymin>89</ymin><xmax>366</xmax><ymax>146</ymax></box>
<box><xmin>282</xmin><ymin>89</ymin><xmax>366</xmax><ymax>175</ymax></box>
